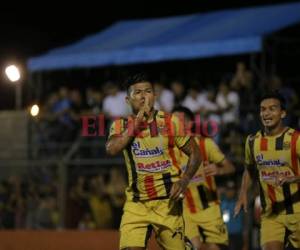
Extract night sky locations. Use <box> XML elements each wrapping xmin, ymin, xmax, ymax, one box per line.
<box><xmin>0</xmin><ymin>1</ymin><xmax>298</xmax><ymax>109</ymax></box>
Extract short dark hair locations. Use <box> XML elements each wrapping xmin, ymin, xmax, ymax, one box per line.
<box><xmin>260</xmin><ymin>91</ymin><xmax>286</xmax><ymax>110</ymax></box>
<box><xmin>172</xmin><ymin>106</ymin><xmax>195</xmax><ymax>121</ymax></box>
<box><xmin>123</xmin><ymin>72</ymin><xmax>153</xmax><ymax>94</ymax></box>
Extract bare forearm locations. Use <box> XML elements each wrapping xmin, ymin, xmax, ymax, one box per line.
<box><xmin>291</xmin><ymin>176</ymin><xmax>300</xmax><ymax>183</ymax></box>
<box><xmin>275</xmin><ymin>174</ymin><xmax>300</xmax><ymax>186</ymax></box>
<box><xmin>239</xmin><ymin>169</ymin><xmax>252</xmax><ymax>197</ymax></box>
<box><xmin>105</xmin><ymin>130</ymin><xmax>134</xmax><ymax>156</ymax></box>
<box><xmin>182</xmin><ymin>152</ymin><xmax>201</xmax><ymax>181</ymax></box>
<box><xmin>181</xmin><ymin>138</ymin><xmax>201</xmax><ymax>181</ymax></box>
<box><xmin>218</xmin><ymin>159</ymin><xmax>235</xmax><ymax>175</ymax></box>
<box><xmin>170</xmin><ymin>138</ymin><xmax>201</xmax><ymax>200</ymax></box>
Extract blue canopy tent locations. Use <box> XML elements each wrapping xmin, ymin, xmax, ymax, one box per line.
<box><xmin>28</xmin><ymin>2</ymin><xmax>300</xmax><ymax>72</ymax></box>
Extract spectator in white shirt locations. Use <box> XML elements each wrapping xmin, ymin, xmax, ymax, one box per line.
<box><xmin>182</xmin><ymin>85</ymin><xmax>202</xmax><ymax>113</ymax></box>
<box><xmin>154</xmin><ymin>81</ymin><xmax>174</xmax><ymax>112</ymax></box>
<box><xmin>201</xmin><ymin>88</ymin><xmax>221</xmax><ymax>124</ymax></box>
<box><xmin>102</xmin><ymin>82</ymin><xmax>129</xmax><ymax>119</ymax></box>
<box><xmin>216</xmin><ymin>82</ymin><xmax>239</xmax><ymax>125</ymax></box>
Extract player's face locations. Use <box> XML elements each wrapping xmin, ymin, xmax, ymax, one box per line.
<box><xmin>260</xmin><ymin>98</ymin><xmax>286</xmax><ymax>129</ymax></box>
<box><xmin>126</xmin><ymin>82</ymin><xmax>155</xmax><ymax>114</ymax></box>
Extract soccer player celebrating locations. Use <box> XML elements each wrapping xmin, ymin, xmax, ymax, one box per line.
<box><xmin>235</xmin><ymin>91</ymin><xmax>300</xmax><ymax>250</ymax></box>
<box><xmin>172</xmin><ymin>106</ymin><xmax>235</xmax><ymax>250</ymax></box>
<box><xmin>106</xmin><ymin>73</ymin><xmax>201</xmax><ymax>250</ymax></box>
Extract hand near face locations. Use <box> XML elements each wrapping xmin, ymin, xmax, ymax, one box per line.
<box><xmin>134</xmin><ymin>97</ymin><xmax>151</xmax><ymax>132</ymax></box>
<box><xmin>143</xmin><ymin>95</ymin><xmax>151</xmax><ymax>117</ymax></box>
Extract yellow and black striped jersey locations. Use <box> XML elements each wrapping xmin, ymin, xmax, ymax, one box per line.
<box><xmin>108</xmin><ymin>110</ymin><xmax>190</xmax><ymax>201</ymax></box>
<box><xmin>245</xmin><ymin>127</ymin><xmax>300</xmax><ymax>216</ymax></box>
<box><xmin>177</xmin><ymin>137</ymin><xmax>225</xmax><ymax>213</ymax></box>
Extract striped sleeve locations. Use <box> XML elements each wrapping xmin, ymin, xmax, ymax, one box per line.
<box><xmin>206</xmin><ymin>138</ymin><xmax>225</xmax><ymax>164</ymax></box>
<box><xmin>108</xmin><ymin>119</ymin><xmax>124</xmax><ymax>138</ymax></box>
<box><xmin>171</xmin><ymin>114</ymin><xmax>191</xmax><ymax>148</ymax></box>
<box><xmin>297</xmin><ymin>134</ymin><xmax>300</xmax><ymax>159</ymax></box>
<box><xmin>293</xmin><ymin>131</ymin><xmax>300</xmax><ymax>176</ymax></box>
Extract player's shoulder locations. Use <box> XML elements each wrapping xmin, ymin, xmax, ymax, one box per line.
<box><xmin>195</xmin><ymin>135</ymin><xmax>215</xmax><ymax>148</ymax></box>
<box><xmin>247</xmin><ymin>131</ymin><xmax>261</xmax><ymax>142</ymax></box>
<box><xmin>286</xmin><ymin>127</ymin><xmax>300</xmax><ymax>136</ymax></box>
<box><xmin>111</xmin><ymin>117</ymin><xmax>126</xmax><ymax>124</ymax></box>
<box><xmin>154</xmin><ymin>110</ymin><xmax>171</xmax><ymax>125</ymax></box>
<box><xmin>156</xmin><ymin>110</ymin><xmax>179</xmax><ymax>123</ymax></box>
<box><xmin>110</xmin><ymin>117</ymin><xmax>131</xmax><ymax>130</ymax></box>
<box><xmin>156</xmin><ymin>110</ymin><xmax>169</xmax><ymax>118</ymax></box>
<box><xmin>204</xmin><ymin>137</ymin><xmax>221</xmax><ymax>152</ymax></box>
<box><xmin>200</xmin><ymin>135</ymin><xmax>214</xmax><ymax>144</ymax></box>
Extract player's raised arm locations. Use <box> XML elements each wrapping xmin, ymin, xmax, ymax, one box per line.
<box><xmin>105</xmin><ymin>130</ymin><xmax>133</xmax><ymax>156</ymax></box>
<box><xmin>106</xmin><ymin>107</ymin><xmax>147</xmax><ymax>156</ymax></box>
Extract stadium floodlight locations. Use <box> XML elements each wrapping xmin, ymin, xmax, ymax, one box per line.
<box><xmin>30</xmin><ymin>104</ymin><xmax>39</xmax><ymax>117</ymax></box>
<box><xmin>5</xmin><ymin>65</ymin><xmax>20</xmax><ymax>82</ymax></box>
<box><xmin>4</xmin><ymin>64</ymin><xmax>22</xmax><ymax>110</ymax></box>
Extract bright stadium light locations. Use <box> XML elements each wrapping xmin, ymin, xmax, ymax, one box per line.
<box><xmin>5</xmin><ymin>65</ymin><xmax>20</xmax><ymax>82</ymax></box>
<box><xmin>4</xmin><ymin>64</ymin><xmax>22</xmax><ymax>110</ymax></box>
<box><xmin>30</xmin><ymin>104</ymin><xmax>39</xmax><ymax>117</ymax></box>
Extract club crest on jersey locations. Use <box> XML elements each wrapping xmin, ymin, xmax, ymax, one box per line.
<box><xmin>256</xmin><ymin>154</ymin><xmax>286</xmax><ymax>167</ymax></box>
<box><xmin>132</xmin><ymin>142</ymin><xmax>163</xmax><ymax>158</ymax></box>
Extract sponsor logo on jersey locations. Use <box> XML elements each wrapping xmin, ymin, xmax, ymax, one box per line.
<box><xmin>136</xmin><ymin>160</ymin><xmax>171</xmax><ymax>172</ymax></box>
<box><xmin>256</xmin><ymin>154</ymin><xmax>286</xmax><ymax>167</ymax></box>
<box><xmin>261</xmin><ymin>170</ymin><xmax>293</xmax><ymax>181</ymax></box>
<box><xmin>132</xmin><ymin>142</ymin><xmax>163</xmax><ymax>158</ymax></box>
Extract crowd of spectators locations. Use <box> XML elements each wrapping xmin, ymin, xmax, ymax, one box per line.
<box><xmin>67</xmin><ymin>167</ymin><xmax>126</xmax><ymax>230</ymax></box>
<box><xmin>0</xmin><ymin>175</ymin><xmax>58</xmax><ymax>229</ymax></box>
<box><xmin>34</xmin><ymin>61</ymin><xmax>299</xmax><ymax>166</ymax></box>
<box><xmin>0</xmin><ymin>167</ymin><xmax>126</xmax><ymax>230</ymax></box>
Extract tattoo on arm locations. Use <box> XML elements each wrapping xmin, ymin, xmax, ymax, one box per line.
<box><xmin>106</xmin><ymin>130</ymin><xmax>134</xmax><ymax>156</ymax></box>
<box><xmin>180</xmin><ymin>138</ymin><xmax>201</xmax><ymax>180</ymax></box>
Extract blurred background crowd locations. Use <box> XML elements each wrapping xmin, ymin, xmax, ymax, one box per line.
<box><xmin>0</xmin><ymin>57</ymin><xmax>299</xmax><ymax>250</ymax></box>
